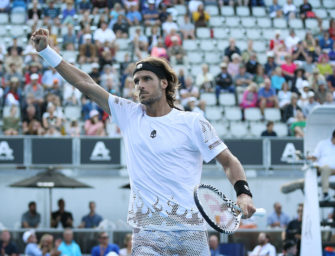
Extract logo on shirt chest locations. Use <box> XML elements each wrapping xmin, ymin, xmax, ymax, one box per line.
<box><xmin>150</xmin><ymin>130</ymin><xmax>157</xmax><ymax>138</ymax></box>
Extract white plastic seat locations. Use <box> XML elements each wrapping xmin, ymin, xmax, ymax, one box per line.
<box><xmin>244</xmin><ymin>108</ymin><xmax>262</xmax><ymax>122</ymax></box>
<box><xmin>314</xmin><ymin>9</ymin><xmax>328</xmax><ymax>19</ymax></box>
<box><xmin>329</xmin><ymin>10</ymin><xmax>335</xmax><ymax>20</ymax></box>
<box><xmin>235</xmin><ymin>40</ymin><xmax>247</xmax><ymax>50</ymax></box>
<box><xmin>252</xmin><ymin>7</ymin><xmax>266</xmax><ymax>17</ymax></box>
<box><xmin>262</xmin><ymin>29</ymin><xmax>275</xmax><ymax>40</ymax></box>
<box><xmin>0</xmin><ymin>13</ymin><xmax>9</xmax><ymax>24</ymax></box>
<box><xmin>214</xmin><ymin>28</ymin><xmax>229</xmax><ymax>39</ymax></box>
<box><xmin>322</xmin><ymin>19</ymin><xmax>330</xmax><ymax>30</ymax></box>
<box><xmin>81</xmin><ymin>63</ymin><xmax>92</xmax><ymax>73</ymax></box>
<box><xmin>196</xmin><ymin>27</ymin><xmax>211</xmax><ymax>38</ymax></box>
<box><xmin>115</xmin><ymin>38</ymin><xmax>130</xmax><ymax>50</ymax></box>
<box><xmin>212</xmin><ymin>121</ymin><xmax>228</xmax><ymax>138</ymax></box>
<box><xmin>221</xmin><ymin>6</ymin><xmax>234</xmax><ymax>16</ymax></box>
<box><xmin>190</xmin><ymin>64</ymin><xmax>203</xmax><ymax>76</ymax></box>
<box><xmin>64</xmin><ymin>106</ymin><xmax>82</xmax><ymax>121</ymax></box>
<box><xmin>201</xmin><ymin>93</ymin><xmax>216</xmax><ymax>105</ymax></box>
<box><xmin>305</xmin><ymin>19</ymin><xmax>319</xmax><ymax>30</ymax></box>
<box><xmin>273</xmin><ymin>18</ymin><xmax>287</xmax><ymax>28</ymax></box>
<box><xmin>183</xmin><ymin>40</ymin><xmax>198</xmax><ymax>51</ymax></box>
<box><xmin>257</xmin><ymin>17</ymin><xmax>272</xmax><ymax>28</ymax></box>
<box><xmin>249</xmin><ymin>122</ymin><xmax>266</xmax><ymax>137</ymax></box>
<box><xmin>309</xmin><ymin>0</ymin><xmax>321</xmax><ymax>8</ymax></box>
<box><xmin>241</xmin><ymin>17</ymin><xmax>256</xmax><ymax>28</ymax></box>
<box><xmin>295</xmin><ymin>29</ymin><xmax>306</xmax><ymax>39</ymax></box>
<box><xmin>216</xmin><ymin>39</ymin><xmax>229</xmax><ymax>50</ymax></box>
<box><xmin>219</xmin><ymin>93</ymin><xmax>236</xmax><ymax>106</ymax></box>
<box><xmin>324</xmin><ymin>0</ymin><xmax>335</xmax><ymax>8</ymax></box>
<box><xmin>236</xmin><ymin>6</ymin><xmax>250</xmax><ymax>16</ymax></box>
<box><xmin>289</xmin><ymin>19</ymin><xmax>303</xmax><ymax>29</ymax></box>
<box><xmin>253</xmin><ymin>41</ymin><xmax>266</xmax><ymax>52</ymax></box>
<box><xmin>115</xmin><ymin>51</ymin><xmax>128</xmax><ymax>63</ymax></box>
<box><xmin>175</xmin><ymin>5</ymin><xmax>187</xmax><ymax>15</ymax></box>
<box><xmin>258</xmin><ymin>52</ymin><xmax>268</xmax><ymax>65</ymax></box>
<box><xmin>225</xmin><ymin>107</ymin><xmax>242</xmax><ymax>121</ymax></box>
<box><xmin>225</xmin><ymin>17</ymin><xmax>240</xmax><ymax>27</ymax></box>
<box><xmin>209</xmin><ymin>16</ymin><xmax>224</xmax><ymax>27</ymax></box>
<box><xmin>293</xmin><ymin>0</ymin><xmax>303</xmax><ymax>5</ymax></box>
<box><xmin>188</xmin><ymin>52</ymin><xmax>203</xmax><ymax>64</ymax></box>
<box><xmin>209</xmin><ymin>65</ymin><xmax>221</xmax><ymax>76</ymax></box>
<box><xmin>10</xmin><ymin>25</ymin><xmax>25</xmax><ymax>37</ymax></box>
<box><xmin>246</xmin><ymin>29</ymin><xmax>262</xmax><ymax>40</ymax></box>
<box><xmin>264</xmin><ymin>108</ymin><xmax>281</xmax><ymax>122</ymax></box>
<box><xmin>206</xmin><ymin>106</ymin><xmax>223</xmax><ymax>121</ymax></box>
<box><xmin>200</xmin><ymin>39</ymin><xmax>216</xmax><ymax>51</ymax></box>
<box><xmin>204</xmin><ymin>52</ymin><xmax>220</xmax><ymax>64</ymax></box>
<box><xmin>274</xmin><ymin>122</ymin><xmax>288</xmax><ymax>137</ymax></box>
<box><xmin>205</xmin><ymin>5</ymin><xmax>219</xmax><ymax>16</ymax></box>
<box><xmin>11</xmin><ymin>12</ymin><xmax>26</xmax><ymax>24</ymax></box>
<box><xmin>230</xmin><ymin>122</ymin><xmax>248</xmax><ymax>138</ymax></box>
<box><xmin>230</xmin><ymin>29</ymin><xmax>245</xmax><ymax>39</ymax></box>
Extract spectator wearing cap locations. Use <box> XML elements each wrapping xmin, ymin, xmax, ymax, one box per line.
<box><xmin>24</xmin><ymin>74</ymin><xmax>44</xmax><ymax>106</ymax></box>
<box><xmin>261</xmin><ymin>121</ymin><xmax>277</xmax><ymax>137</ymax></box>
<box><xmin>269</xmin><ymin>0</ymin><xmax>283</xmax><ymax>18</ymax></box>
<box><xmin>112</xmin><ymin>14</ymin><xmax>130</xmax><ymax>38</ymax></box>
<box><xmin>327</xmin><ymin>65</ymin><xmax>335</xmax><ymax>92</ymax></box>
<box><xmin>215</xmin><ymin>62</ymin><xmax>234</xmax><ymax>105</ymax></box>
<box><xmin>23</xmin><ymin>230</ymin><xmax>41</xmax><ymax>256</ymax></box>
<box><xmin>79</xmin><ymin>34</ymin><xmax>98</xmax><ymax>64</ymax></box>
<box><xmin>224</xmin><ymin>38</ymin><xmax>241</xmax><ymax>61</ymax></box>
<box><xmin>192</xmin><ymin>4</ymin><xmax>210</xmax><ymax>28</ymax></box>
<box><xmin>301</xmin><ymin>91</ymin><xmax>319</xmax><ymax>117</ymax></box>
<box><xmin>162</xmin><ymin>13</ymin><xmax>178</xmax><ymax>36</ymax></box>
<box><xmin>58</xmin><ymin>229</ymin><xmax>81</xmax><ymax>256</ymax></box>
<box><xmin>84</xmin><ymin>109</ymin><xmax>106</xmax><ymax>136</ymax></box>
<box><xmin>264</xmin><ymin>51</ymin><xmax>278</xmax><ymax>77</ymax></box>
<box><xmin>285</xmin><ymin>29</ymin><xmax>300</xmax><ymax>52</ymax></box>
<box><xmin>196</xmin><ymin>64</ymin><xmax>214</xmax><ymax>93</ymax></box>
<box><xmin>246</xmin><ymin>53</ymin><xmax>259</xmax><ymax>75</ymax></box>
<box><xmin>142</xmin><ymin>0</ymin><xmax>160</xmax><ymax>26</ymax></box>
<box><xmin>258</xmin><ymin>78</ymin><xmax>279</xmax><ymax>116</ymax></box>
<box><xmin>165</xmin><ymin>29</ymin><xmax>182</xmax><ymax>49</ymax></box>
<box><xmin>21</xmin><ymin>201</ymin><xmax>41</xmax><ymax>228</ymax></box>
<box><xmin>0</xmin><ymin>230</ymin><xmax>18</xmax><ymax>256</ymax></box>
<box><xmin>167</xmin><ymin>37</ymin><xmax>186</xmax><ymax>65</ymax></box>
<box><xmin>283</xmin><ymin>0</ymin><xmax>296</xmax><ymax>19</ymax></box>
<box><xmin>94</xmin><ymin>22</ymin><xmax>116</xmax><ymax>44</ymax></box>
<box><xmin>25</xmin><ymin>62</ymin><xmax>42</xmax><ymax>86</ymax></box>
<box><xmin>91</xmin><ymin>232</ymin><xmax>119</xmax><ymax>256</ymax></box>
<box><xmin>308</xmin><ymin>68</ymin><xmax>326</xmax><ymax>92</ymax></box>
<box><xmin>126</xmin><ymin>5</ymin><xmax>142</xmax><ymax>26</ymax></box>
<box><xmin>270</xmin><ymin>30</ymin><xmax>284</xmax><ymax>50</ymax></box>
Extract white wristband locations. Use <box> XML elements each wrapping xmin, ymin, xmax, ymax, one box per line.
<box><xmin>38</xmin><ymin>45</ymin><xmax>63</xmax><ymax>68</ymax></box>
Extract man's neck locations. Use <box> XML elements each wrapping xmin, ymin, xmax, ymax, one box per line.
<box><xmin>89</xmin><ymin>211</ymin><xmax>95</xmax><ymax>216</ymax></box>
<box><xmin>145</xmin><ymin>100</ymin><xmax>172</xmax><ymax>117</ymax></box>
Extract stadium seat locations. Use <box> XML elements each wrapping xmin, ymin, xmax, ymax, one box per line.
<box><xmin>0</xmin><ymin>13</ymin><xmax>9</xmax><ymax>24</ymax></box>
<box><xmin>246</xmin><ymin>29</ymin><xmax>262</xmax><ymax>40</ymax></box>
<box><xmin>61</xmin><ymin>26</ymin><xmax>69</xmax><ymax>36</ymax></box>
<box><xmin>209</xmin><ymin>16</ymin><xmax>225</xmax><ymax>27</ymax></box>
<box><xmin>230</xmin><ymin>122</ymin><xmax>248</xmax><ymax>138</ymax></box>
<box><xmin>305</xmin><ymin>19</ymin><xmax>319</xmax><ymax>30</ymax></box>
<box><xmin>274</xmin><ymin>122</ymin><xmax>288</xmax><ymax>137</ymax></box>
<box><xmin>80</xmin><ymin>63</ymin><xmax>92</xmax><ymax>73</ymax></box>
<box><xmin>324</xmin><ymin>0</ymin><xmax>335</xmax><ymax>8</ymax></box>
<box><xmin>205</xmin><ymin>5</ymin><xmax>219</xmax><ymax>16</ymax></box>
<box><xmin>11</xmin><ymin>12</ymin><xmax>26</xmax><ymax>24</ymax></box>
<box><xmin>173</xmin><ymin>65</ymin><xmax>188</xmax><ymax>77</ymax></box>
<box><xmin>214</xmin><ymin>28</ymin><xmax>229</xmax><ymax>39</ymax></box>
<box><xmin>219</xmin><ymin>93</ymin><xmax>236</xmax><ymax>106</ymax></box>
<box><xmin>262</xmin><ymin>29</ymin><xmax>275</xmax><ymax>40</ymax></box>
<box><xmin>249</xmin><ymin>122</ymin><xmax>266</xmax><ymax>137</ymax></box>
<box><xmin>258</xmin><ymin>52</ymin><xmax>268</xmax><ymax>65</ymax></box>
<box><xmin>209</xmin><ymin>65</ymin><xmax>221</xmax><ymax>76</ymax></box>
<box><xmin>235</xmin><ymin>40</ymin><xmax>247</xmax><ymax>51</ymax></box>
<box><xmin>264</xmin><ymin>108</ymin><xmax>281</xmax><ymax>122</ymax></box>
<box><xmin>295</xmin><ymin>29</ymin><xmax>306</xmax><ymax>39</ymax></box>
<box><xmin>175</xmin><ymin>5</ymin><xmax>187</xmax><ymax>15</ymax></box>
<box><xmin>201</xmin><ymin>93</ymin><xmax>216</xmax><ymax>105</ymax></box>
<box><xmin>183</xmin><ymin>40</ymin><xmax>198</xmax><ymax>51</ymax></box>
<box><xmin>328</xmin><ymin>10</ymin><xmax>335</xmax><ymax>20</ymax></box>
<box><xmin>10</xmin><ymin>25</ymin><xmax>25</xmax><ymax>37</ymax></box>
<box><xmin>115</xmin><ymin>51</ymin><xmax>128</xmax><ymax>63</ymax></box>
<box><xmin>252</xmin><ymin>7</ymin><xmax>266</xmax><ymax>17</ymax></box>
<box><xmin>204</xmin><ymin>52</ymin><xmax>221</xmax><ymax>64</ymax></box>
<box><xmin>225</xmin><ymin>17</ymin><xmax>240</xmax><ymax>27</ymax></box>
<box><xmin>293</xmin><ymin>0</ymin><xmax>303</xmax><ymax>5</ymax></box>
<box><xmin>241</xmin><ymin>17</ymin><xmax>256</xmax><ymax>28</ymax></box>
<box><xmin>322</xmin><ymin>19</ymin><xmax>330</xmax><ymax>30</ymax></box>
<box><xmin>212</xmin><ymin>121</ymin><xmax>229</xmax><ymax>137</ymax></box>
<box><xmin>230</xmin><ymin>29</ymin><xmax>245</xmax><ymax>39</ymax></box>
<box><xmin>236</xmin><ymin>6</ymin><xmax>250</xmax><ymax>16</ymax></box>
<box><xmin>64</xmin><ymin>106</ymin><xmax>82</xmax><ymax>121</ymax></box>
<box><xmin>225</xmin><ymin>107</ymin><xmax>242</xmax><ymax>121</ymax></box>
<box><xmin>309</xmin><ymin>0</ymin><xmax>321</xmax><ymax>8</ymax></box>
<box><xmin>221</xmin><ymin>6</ymin><xmax>234</xmax><ymax>16</ymax></box>
<box><xmin>190</xmin><ymin>64</ymin><xmax>203</xmax><ymax>77</ymax></box>
<box><xmin>200</xmin><ymin>39</ymin><xmax>216</xmax><ymax>51</ymax></box>
<box><xmin>244</xmin><ymin>108</ymin><xmax>262</xmax><ymax>122</ymax></box>
<box><xmin>187</xmin><ymin>52</ymin><xmax>203</xmax><ymax>64</ymax></box>
<box><xmin>196</xmin><ymin>27</ymin><xmax>211</xmax><ymax>39</ymax></box>
<box><xmin>62</xmin><ymin>51</ymin><xmax>77</xmax><ymax>61</ymax></box>
<box><xmin>257</xmin><ymin>17</ymin><xmax>272</xmax><ymax>28</ymax></box>
<box><xmin>314</xmin><ymin>9</ymin><xmax>328</xmax><ymax>19</ymax></box>
<box><xmin>289</xmin><ymin>19</ymin><xmax>303</xmax><ymax>29</ymax></box>
<box><xmin>206</xmin><ymin>106</ymin><xmax>223</xmax><ymax>121</ymax></box>
<box><xmin>273</xmin><ymin>18</ymin><xmax>287</xmax><ymax>28</ymax></box>
<box><xmin>253</xmin><ymin>41</ymin><xmax>266</xmax><ymax>52</ymax></box>
<box><xmin>115</xmin><ymin>38</ymin><xmax>130</xmax><ymax>50</ymax></box>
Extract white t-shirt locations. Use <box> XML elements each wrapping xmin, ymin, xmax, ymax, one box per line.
<box><xmin>108</xmin><ymin>94</ymin><xmax>227</xmax><ymax>231</ymax></box>
<box><xmin>94</xmin><ymin>28</ymin><xmax>116</xmax><ymax>43</ymax></box>
<box><xmin>162</xmin><ymin>21</ymin><xmax>179</xmax><ymax>35</ymax></box>
<box><xmin>250</xmin><ymin>243</ymin><xmax>276</xmax><ymax>256</ymax></box>
<box><xmin>285</xmin><ymin>35</ymin><xmax>300</xmax><ymax>51</ymax></box>
<box><xmin>313</xmin><ymin>138</ymin><xmax>335</xmax><ymax>169</ymax></box>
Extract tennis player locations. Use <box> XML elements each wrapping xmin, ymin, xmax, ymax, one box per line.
<box><xmin>32</xmin><ymin>28</ymin><xmax>255</xmax><ymax>255</ymax></box>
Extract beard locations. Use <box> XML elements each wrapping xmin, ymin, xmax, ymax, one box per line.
<box><xmin>139</xmin><ymin>85</ymin><xmax>163</xmax><ymax>106</ymax></box>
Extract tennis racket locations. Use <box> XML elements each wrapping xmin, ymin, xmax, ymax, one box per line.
<box><xmin>194</xmin><ymin>184</ymin><xmax>266</xmax><ymax>234</ymax></box>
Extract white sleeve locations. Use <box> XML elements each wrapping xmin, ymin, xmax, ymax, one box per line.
<box><xmin>312</xmin><ymin>140</ymin><xmax>323</xmax><ymax>160</ymax></box>
<box><xmin>108</xmin><ymin>94</ymin><xmax>139</xmax><ymax>131</ymax></box>
<box><xmin>192</xmin><ymin>114</ymin><xmax>227</xmax><ymax>163</ymax></box>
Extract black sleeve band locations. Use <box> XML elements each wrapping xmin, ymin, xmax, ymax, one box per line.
<box><xmin>234</xmin><ymin>180</ymin><xmax>253</xmax><ymax>197</ymax></box>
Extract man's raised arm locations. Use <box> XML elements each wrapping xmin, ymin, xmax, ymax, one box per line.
<box><xmin>31</xmin><ymin>28</ymin><xmax>110</xmax><ymax>115</ymax></box>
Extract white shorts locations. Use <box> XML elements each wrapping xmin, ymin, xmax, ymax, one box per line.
<box><xmin>131</xmin><ymin>228</ymin><xmax>210</xmax><ymax>256</ymax></box>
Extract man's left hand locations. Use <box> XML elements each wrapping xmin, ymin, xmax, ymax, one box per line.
<box><xmin>237</xmin><ymin>194</ymin><xmax>256</xmax><ymax>218</ymax></box>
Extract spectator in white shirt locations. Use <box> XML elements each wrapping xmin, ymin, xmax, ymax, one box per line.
<box><xmin>93</xmin><ymin>21</ymin><xmax>116</xmax><ymax>44</ymax></box>
<box><xmin>162</xmin><ymin>14</ymin><xmax>178</xmax><ymax>36</ymax></box>
<box><xmin>285</xmin><ymin>29</ymin><xmax>300</xmax><ymax>52</ymax></box>
<box><xmin>283</xmin><ymin>0</ymin><xmax>297</xmax><ymax>19</ymax></box>
<box><xmin>250</xmin><ymin>233</ymin><xmax>276</xmax><ymax>256</ymax></box>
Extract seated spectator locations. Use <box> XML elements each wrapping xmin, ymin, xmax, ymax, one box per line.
<box><xmin>79</xmin><ymin>201</ymin><xmax>103</xmax><ymax>228</ymax></box>
<box><xmin>267</xmin><ymin>202</ymin><xmax>290</xmax><ymax>228</ymax></box>
<box><xmin>283</xmin><ymin>93</ymin><xmax>301</xmax><ymax>122</ymax></box>
<box><xmin>317</xmin><ymin>53</ymin><xmax>332</xmax><ymax>76</ymax></box>
<box><xmin>78</xmin><ymin>34</ymin><xmax>98</xmax><ymax>64</ymax></box>
<box><xmin>23</xmin><ymin>230</ymin><xmax>41</xmax><ymax>256</ymax></box>
<box><xmin>109</xmin><ymin>3</ymin><xmax>125</xmax><ymax>28</ymax></box>
<box><xmin>196</xmin><ymin>64</ymin><xmax>214</xmax><ymax>92</ymax></box>
<box><xmin>309</xmin><ymin>68</ymin><xmax>326</xmax><ymax>92</ymax></box>
<box><xmin>5</xmin><ymin>49</ymin><xmax>23</xmax><ymax>74</ymax></box>
<box><xmin>208</xmin><ymin>234</ymin><xmax>220</xmax><ymax>256</ymax></box>
<box><xmin>85</xmin><ymin>109</ymin><xmax>106</xmax><ymax>136</ymax></box>
<box><xmin>329</xmin><ymin>42</ymin><xmax>335</xmax><ymax>63</ymax></box>
<box><xmin>180</xmin><ymin>14</ymin><xmax>195</xmax><ymax>40</ymax></box>
<box><xmin>274</xmin><ymin>44</ymin><xmax>289</xmax><ymax>66</ymax></box>
<box><xmin>112</xmin><ymin>14</ymin><xmax>129</xmax><ymax>38</ymax></box>
<box><xmin>269</xmin><ymin>0</ymin><xmax>283</xmax><ymax>18</ymax></box>
<box><xmin>319</xmin><ymin>31</ymin><xmax>334</xmax><ymax>51</ymax></box>
<box><xmin>100</xmin><ymin>65</ymin><xmax>119</xmax><ymax>91</ymax></box>
<box><xmin>24</xmin><ymin>62</ymin><xmax>42</xmax><ymax>86</ymax></box>
<box><xmin>299</xmin><ymin>0</ymin><xmax>318</xmax><ymax>22</ymax></box>
<box><xmin>91</xmin><ymin>232</ymin><xmax>119</xmax><ymax>256</ymax></box>
<box><xmin>283</xmin><ymin>0</ymin><xmax>296</xmax><ymax>19</ymax></box>
<box><xmin>327</xmin><ymin>65</ymin><xmax>335</xmax><ymax>91</ymax></box>
<box><xmin>123</xmin><ymin>0</ymin><xmax>138</xmax><ymax>12</ymax></box>
<box><xmin>42</xmin><ymin>67</ymin><xmax>64</xmax><ymax>90</ymax></box>
<box><xmin>42</xmin><ymin>103</ymin><xmax>62</xmax><ymax>136</ymax></box>
<box><xmin>58</xmin><ymin>229</ymin><xmax>81</xmax><ymax>256</ymax></box>
<box><xmin>292</xmin><ymin>41</ymin><xmax>309</xmax><ymax>63</ymax></box>
<box><xmin>89</xmin><ymin>63</ymin><xmax>101</xmax><ymax>84</ymax></box>
<box><xmin>282</xmin><ymin>240</ymin><xmax>297</xmax><ymax>256</ymax></box>
<box><xmin>24</xmin><ymin>74</ymin><xmax>44</xmax><ymax>106</ymax></box>
<box><xmin>43</xmin><ymin>1</ymin><xmax>60</xmax><ymax>20</ymax></box>
<box><xmin>264</xmin><ymin>51</ymin><xmax>277</xmax><ymax>77</ymax></box>
<box><xmin>78</xmin><ymin>0</ymin><xmax>91</xmax><ymax>14</ymax></box>
<box><xmin>67</xmin><ymin>120</ymin><xmax>81</xmax><ymax>137</ymax></box>
<box><xmin>94</xmin><ymin>22</ymin><xmax>116</xmax><ymax>44</ymax></box>
<box><xmin>261</xmin><ymin>121</ymin><xmax>278</xmax><ymax>137</ymax></box>
<box><xmin>4</xmin><ymin>63</ymin><xmax>23</xmax><ymax>84</ymax></box>
<box><xmin>284</xmin><ymin>204</ymin><xmax>303</xmax><ymax>255</ymax></box>
<box><xmin>329</xmin><ymin>19</ymin><xmax>335</xmax><ymax>41</ymax></box>
<box><xmin>270</xmin><ymin>30</ymin><xmax>284</xmax><ymax>51</ymax></box>
<box><xmin>278</xmin><ymin>82</ymin><xmax>292</xmax><ymax>109</ymax></box>
<box><xmin>304</xmin><ymin>33</ymin><xmax>317</xmax><ymax>59</ymax></box>
<box><xmin>290</xmin><ymin>109</ymin><xmax>306</xmax><ymax>137</ymax></box>
<box><xmin>167</xmin><ymin>37</ymin><xmax>186</xmax><ymax>65</ymax></box>
<box><xmin>224</xmin><ymin>38</ymin><xmax>241</xmax><ymax>61</ymax></box>
<box><xmin>250</xmin><ymin>233</ymin><xmax>276</xmax><ymax>256</ymax></box>
<box><xmin>228</xmin><ymin>53</ymin><xmax>241</xmax><ymax>79</ymax></box>
<box><xmin>7</xmin><ymin>37</ymin><xmax>23</xmax><ymax>56</ymax></box>
<box><xmin>271</xmin><ymin>67</ymin><xmax>286</xmax><ymax>92</ymax></box>
<box><xmin>324</xmin><ymin>92</ymin><xmax>335</xmax><ymax>105</ymax></box>
<box><xmin>62</xmin><ymin>0</ymin><xmax>76</xmax><ymax>24</ymax></box>
<box><xmin>21</xmin><ymin>201</ymin><xmax>40</xmax><ymax>228</ymax></box>
<box><xmin>302</xmin><ymin>91</ymin><xmax>319</xmax><ymax>117</ymax></box>
<box><xmin>132</xmin><ymin>27</ymin><xmax>149</xmax><ymax>52</ymax></box>
<box><xmin>241</xmin><ymin>40</ymin><xmax>255</xmax><ymax>63</ymax></box>
<box><xmin>79</xmin><ymin>11</ymin><xmax>93</xmax><ymax>30</ymax></box>
<box><xmin>119</xmin><ymin>234</ymin><xmax>132</xmax><ymax>256</ymax></box>
<box><xmin>51</xmin><ymin>199</ymin><xmax>73</xmax><ymax>228</ymax></box>
<box><xmin>253</xmin><ymin>64</ymin><xmax>266</xmax><ymax>86</ymax></box>
<box><xmin>258</xmin><ymin>78</ymin><xmax>279</xmax><ymax>116</ymax></box>
<box><xmin>246</xmin><ymin>53</ymin><xmax>259</xmax><ymax>75</ymax></box>
<box><xmin>142</xmin><ymin>0</ymin><xmax>160</xmax><ymax>26</ymax></box>
<box><xmin>162</xmin><ymin>13</ymin><xmax>178</xmax><ymax>36</ymax></box>
<box><xmin>180</xmin><ymin>77</ymin><xmax>199</xmax><ymax>107</ymax></box>
<box><xmin>27</xmin><ymin>119</ymin><xmax>45</xmax><ymax>136</ymax></box>
<box><xmin>164</xmin><ymin>29</ymin><xmax>182</xmax><ymax>49</ymax></box>
<box><xmin>285</xmin><ymin>29</ymin><xmax>300</xmax><ymax>52</ymax></box>
<box><xmin>39</xmin><ymin>234</ymin><xmax>58</xmax><ymax>256</ymax></box>
<box><xmin>240</xmin><ymin>83</ymin><xmax>258</xmax><ymax>110</ymax></box>
<box><xmin>126</xmin><ymin>5</ymin><xmax>142</xmax><ymax>26</ymax></box>
<box><xmin>150</xmin><ymin>39</ymin><xmax>168</xmax><ymax>59</ymax></box>
<box><xmin>0</xmin><ymin>230</ymin><xmax>18</xmax><ymax>256</ymax></box>
<box><xmin>192</xmin><ymin>4</ymin><xmax>210</xmax><ymax>28</ymax></box>
<box><xmin>62</xmin><ymin>24</ymin><xmax>76</xmax><ymax>51</ymax></box>
<box><xmin>316</xmin><ymin>82</ymin><xmax>328</xmax><ymax>104</ymax></box>
<box><xmin>302</xmin><ymin>55</ymin><xmax>316</xmax><ymax>76</ymax></box>
<box><xmin>4</xmin><ymin>77</ymin><xmax>22</xmax><ymax>107</ymax></box>
<box><xmin>281</xmin><ymin>55</ymin><xmax>297</xmax><ymax>83</ymax></box>
<box><xmin>215</xmin><ymin>62</ymin><xmax>234</xmax><ymax>105</ymax></box>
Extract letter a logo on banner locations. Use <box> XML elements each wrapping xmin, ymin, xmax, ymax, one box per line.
<box><xmin>0</xmin><ymin>141</ymin><xmax>14</xmax><ymax>160</ymax></box>
<box><xmin>280</xmin><ymin>143</ymin><xmax>296</xmax><ymax>162</ymax></box>
<box><xmin>90</xmin><ymin>141</ymin><xmax>111</xmax><ymax>161</ymax></box>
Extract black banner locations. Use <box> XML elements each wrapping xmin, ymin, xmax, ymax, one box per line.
<box><xmin>0</xmin><ymin>138</ymin><xmax>23</xmax><ymax>164</ymax></box>
<box><xmin>270</xmin><ymin>139</ymin><xmax>303</xmax><ymax>166</ymax></box>
<box><xmin>80</xmin><ymin>138</ymin><xmax>121</xmax><ymax>165</ymax></box>
<box><xmin>32</xmin><ymin>138</ymin><xmax>72</xmax><ymax>164</ymax></box>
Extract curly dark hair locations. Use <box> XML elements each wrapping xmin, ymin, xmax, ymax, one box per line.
<box><xmin>134</xmin><ymin>57</ymin><xmax>180</xmax><ymax>108</ymax></box>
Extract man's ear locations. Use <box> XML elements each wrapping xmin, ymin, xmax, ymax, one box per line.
<box><xmin>160</xmin><ymin>79</ymin><xmax>168</xmax><ymax>89</ymax></box>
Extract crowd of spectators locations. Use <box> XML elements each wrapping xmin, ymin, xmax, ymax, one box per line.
<box><xmin>0</xmin><ymin>0</ymin><xmax>334</xmax><ymax>139</ymax></box>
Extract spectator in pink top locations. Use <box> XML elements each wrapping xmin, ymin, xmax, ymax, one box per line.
<box><xmin>281</xmin><ymin>55</ymin><xmax>297</xmax><ymax>83</ymax></box>
<box><xmin>85</xmin><ymin>109</ymin><xmax>106</xmax><ymax>136</ymax></box>
<box><xmin>151</xmin><ymin>40</ymin><xmax>168</xmax><ymax>59</ymax></box>
<box><xmin>240</xmin><ymin>83</ymin><xmax>258</xmax><ymax>109</ymax></box>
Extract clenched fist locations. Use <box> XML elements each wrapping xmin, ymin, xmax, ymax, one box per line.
<box><xmin>31</xmin><ymin>28</ymin><xmax>49</xmax><ymax>52</ymax></box>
